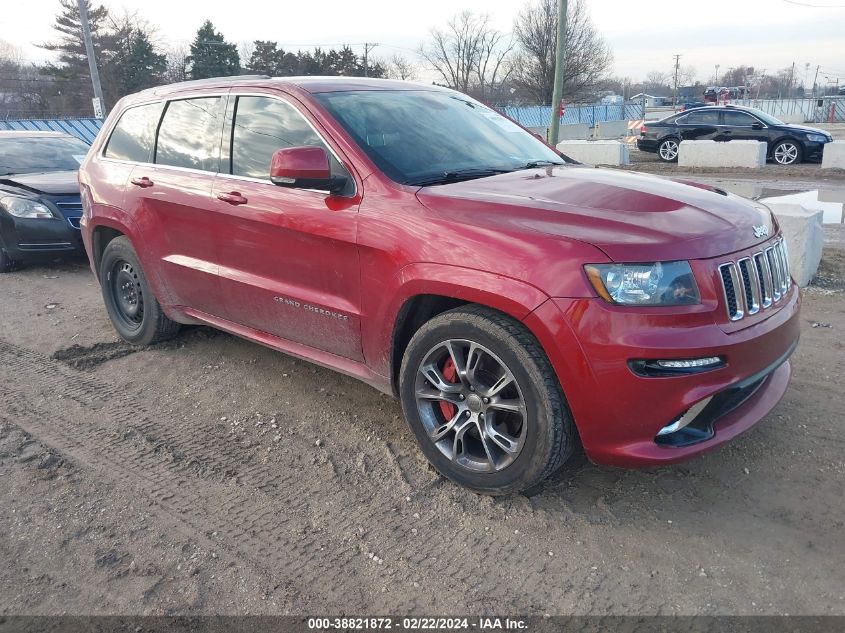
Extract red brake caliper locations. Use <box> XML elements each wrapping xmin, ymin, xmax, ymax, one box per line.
<box><xmin>440</xmin><ymin>358</ymin><xmax>459</xmax><ymax>420</ymax></box>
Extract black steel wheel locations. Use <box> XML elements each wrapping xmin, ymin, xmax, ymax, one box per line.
<box><xmin>99</xmin><ymin>236</ymin><xmax>180</xmax><ymax>345</ymax></box>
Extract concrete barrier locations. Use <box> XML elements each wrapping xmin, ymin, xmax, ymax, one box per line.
<box><xmin>593</xmin><ymin>120</ymin><xmax>629</xmax><ymax>139</ymax></box>
<box><xmin>678</xmin><ymin>140</ymin><xmax>766</xmax><ymax>168</ymax></box>
<box><xmin>556</xmin><ymin>140</ymin><xmax>630</xmax><ymax>166</ymax></box>
<box><xmin>821</xmin><ymin>140</ymin><xmax>845</xmax><ymax>169</ymax></box>
<box><xmin>779</xmin><ymin>113</ymin><xmax>806</xmax><ymax>124</ymax></box>
<box><xmin>766</xmin><ymin>202</ymin><xmax>824</xmax><ymax>287</ymax></box>
<box><xmin>557</xmin><ymin>123</ymin><xmax>590</xmax><ymax>141</ymax></box>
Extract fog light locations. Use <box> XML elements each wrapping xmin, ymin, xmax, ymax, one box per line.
<box><xmin>656</xmin><ymin>396</ymin><xmax>713</xmax><ymax>436</ymax></box>
<box><xmin>656</xmin><ymin>357</ymin><xmax>722</xmax><ymax>369</ymax></box>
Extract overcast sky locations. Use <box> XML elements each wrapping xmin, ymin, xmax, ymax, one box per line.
<box><xmin>3</xmin><ymin>0</ymin><xmax>844</xmax><ymax>86</ymax></box>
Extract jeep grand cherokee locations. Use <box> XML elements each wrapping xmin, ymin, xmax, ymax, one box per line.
<box><xmin>78</xmin><ymin>77</ymin><xmax>800</xmax><ymax>494</ymax></box>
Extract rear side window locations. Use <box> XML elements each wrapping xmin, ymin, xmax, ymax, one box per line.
<box><xmin>155</xmin><ymin>97</ymin><xmax>223</xmax><ymax>171</ymax></box>
<box><xmin>104</xmin><ymin>102</ymin><xmax>163</xmax><ymax>162</ymax></box>
<box><xmin>680</xmin><ymin>110</ymin><xmax>720</xmax><ymax>125</ymax></box>
<box><xmin>230</xmin><ymin>96</ymin><xmax>331</xmax><ymax>179</ymax></box>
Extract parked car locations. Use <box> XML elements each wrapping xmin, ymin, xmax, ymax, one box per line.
<box><xmin>0</xmin><ymin>131</ymin><xmax>89</xmax><ymax>272</ymax></box>
<box><xmin>638</xmin><ymin>104</ymin><xmax>833</xmax><ymax>164</ymax></box>
<box><xmin>79</xmin><ymin>77</ymin><xmax>800</xmax><ymax>494</ymax></box>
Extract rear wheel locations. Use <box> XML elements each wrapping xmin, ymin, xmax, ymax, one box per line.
<box><xmin>99</xmin><ymin>237</ymin><xmax>180</xmax><ymax>345</ymax></box>
<box><xmin>658</xmin><ymin>138</ymin><xmax>680</xmax><ymax>162</ymax></box>
<box><xmin>399</xmin><ymin>306</ymin><xmax>575</xmax><ymax>495</ymax></box>
<box><xmin>772</xmin><ymin>140</ymin><xmax>802</xmax><ymax>165</ymax></box>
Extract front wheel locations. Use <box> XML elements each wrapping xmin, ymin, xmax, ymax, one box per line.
<box><xmin>99</xmin><ymin>236</ymin><xmax>180</xmax><ymax>345</ymax></box>
<box><xmin>772</xmin><ymin>140</ymin><xmax>802</xmax><ymax>165</ymax></box>
<box><xmin>399</xmin><ymin>306</ymin><xmax>576</xmax><ymax>495</ymax></box>
<box><xmin>658</xmin><ymin>138</ymin><xmax>680</xmax><ymax>162</ymax></box>
<box><xmin>0</xmin><ymin>247</ymin><xmax>21</xmax><ymax>274</ymax></box>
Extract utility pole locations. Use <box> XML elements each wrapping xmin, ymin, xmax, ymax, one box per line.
<box><xmin>362</xmin><ymin>43</ymin><xmax>378</xmax><ymax>78</ymax></box>
<box><xmin>672</xmin><ymin>53</ymin><xmax>681</xmax><ymax>112</ymax></box>
<box><xmin>812</xmin><ymin>64</ymin><xmax>820</xmax><ymax>99</ymax></box>
<box><xmin>77</xmin><ymin>0</ymin><xmax>105</xmax><ymax>118</ymax></box>
<box><xmin>548</xmin><ymin>0</ymin><xmax>568</xmax><ymax>145</ymax></box>
<box><xmin>715</xmin><ymin>64</ymin><xmax>720</xmax><ymax>84</ymax></box>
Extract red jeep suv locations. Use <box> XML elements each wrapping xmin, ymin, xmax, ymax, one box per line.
<box><xmin>78</xmin><ymin>77</ymin><xmax>800</xmax><ymax>494</ymax></box>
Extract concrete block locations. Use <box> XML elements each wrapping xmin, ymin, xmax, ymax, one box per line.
<box><xmin>526</xmin><ymin>126</ymin><xmax>549</xmax><ymax>141</ymax></box>
<box><xmin>766</xmin><ymin>202</ymin><xmax>824</xmax><ymax>287</ymax></box>
<box><xmin>556</xmin><ymin>123</ymin><xmax>590</xmax><ymax>141</ymax></box>
<box><xmin>593</xmin><ymin>120</ymin><xmax>629</xmax><ymax>139</ymax></box>
<box><xmin>678</xmin><ymin>140</ymin><xmax>766</xmax><ymax>168</ymax></box>
<box><xmin>555</xmin><ymin>140</ymin><xmax>630</xmax><ymax>166</ymax></box>
<box><xmin>778</xmin><ymin>113</ymin><xmax>807</xmax><ymax>124</ymax></box>
<box><xmin>821</xmin><ymin>141</ymin><xmax>845</xmax><ymax>169</ymax></box>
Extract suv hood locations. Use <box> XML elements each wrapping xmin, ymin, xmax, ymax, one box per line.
<box><xmin>0</xmin><ymin>170</ymin><xmax>79</xmax><ymax>197</ymax></box>
<box><xmin>416</xmin><ymin>166</ymin><xmax>774</xmax><ymax>262</ymax></box>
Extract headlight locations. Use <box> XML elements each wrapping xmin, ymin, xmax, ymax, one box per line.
<box><xmin>584</xmin><ymin>261</ymin><xmax>700</xmax><ymax>306</ymax></box>
<box><xmin>806</xmin><ymin>134</ymin><xmax>828</xmax><ymax>143</ymax></box>
<box><xmin>0</xmin><ymin>196</ymin><xmax>56</xmax><ymax>219</ymax></box>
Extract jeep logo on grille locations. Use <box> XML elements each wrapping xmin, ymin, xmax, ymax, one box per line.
<box><xmin>753</xmin><ymin>224</ymin><xmax>769</xmax><ymax>238</ymax></box>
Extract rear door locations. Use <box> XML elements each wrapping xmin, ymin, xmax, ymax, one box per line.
<box><xmin>125</xmin><ymin>95</ymin><xmax>227</xmax><ymax>314</ymax></box>
<box><xmin>211</xmin><ymin>92</ymin><xmax>364</xmax><ymax>360</ymax></box>
<box><xmin>674</xmin><ymin>109</ymin><xmax>721</xmax><ymax>141</ymax></box>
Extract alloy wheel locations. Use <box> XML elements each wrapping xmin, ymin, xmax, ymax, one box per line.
<box><xmin>659</xmin><ymin>139</ymin><xmax>679</xmax><ymax>161</ymax></box>
<box><xmin>773</xmin><ymin>142</ymin><xmax>799</xmax><ymax>165</ymax></box>
<box><xmin>413</xmin><ymin>339</ymin><xmax>527</xmax><ymax>473</ymax></box>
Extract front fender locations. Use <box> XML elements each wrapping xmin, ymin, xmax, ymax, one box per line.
<box><xmin>363</xmin><ymin>261</ymin><xmax>551</xmax><ymax>379</ymax></box>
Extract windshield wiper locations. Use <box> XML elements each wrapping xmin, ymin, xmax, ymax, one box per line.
<box><xmin>515</xmin><ymin>160</ymin><xmax>566</xmax><ymax>170</ymax></box>
<box><xmin>409</xmin><ymin>168</ymin><xmax>511</xmax><ymax>187</ymax></box>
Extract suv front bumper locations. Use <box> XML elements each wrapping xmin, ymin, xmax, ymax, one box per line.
<box><xmin>525</xmin><ymin>284</ymin><xmax>800</xmax><ymax>467</ymax></box>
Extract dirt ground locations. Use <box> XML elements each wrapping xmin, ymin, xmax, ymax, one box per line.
<box><xmin>1</xmin><ymin>238</ymin><xmax>844</xmax><ymax>616</ymax></box>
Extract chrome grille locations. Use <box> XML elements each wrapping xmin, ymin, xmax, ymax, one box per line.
<box><xmin>718</xmin><ymin>238</ymin><xmax>790</xmax><ymax>322</ymax></box>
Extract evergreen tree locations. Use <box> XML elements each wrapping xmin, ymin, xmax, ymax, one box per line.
<box><xmin>115</xmin><ymin>29</ymin><xmax>167</xmax><ymax>94</ymax></box>
<box><xmin>38</xmin><ymin>0</ymin><xmax>121</xmax><ymax>111</ymax></box>
<box><xmin>245</xmin><ymin>40</ymin><xmax>278</xmax><ymax>76</ymax></box>
<box><xmin>187</xmin><ymin>21</ymin><xmax>240</xmax><ymax>79</ymax></box>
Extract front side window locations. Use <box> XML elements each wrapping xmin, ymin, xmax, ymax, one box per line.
<box><xmin>722</xmin><ymin>111</ymin><xmax>757</xmax><ymax>126</ymax></box>
<box><xmin>104</xmin><ymin>102</ymin><xmax>163</xmax><ymax>162</ymax></box>
<box><xmin>315</xmin><ymin>90</ymin><xmax>563</xmax><ymax>186</ymax></box>
<box><xmin>155</xmin><ymin>97</ymin><xmax>222</xmax><ymax>171</ymax></box>
<box><xmin>230</xmin><ymin>96</ymin><xmax>330</xmax><ymax>179</ymax></box>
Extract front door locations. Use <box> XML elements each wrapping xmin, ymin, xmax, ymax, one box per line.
<box><xmin>211</xmin><ymin>93</ymin><xmax>363</xmax><ymax>361</ymax></box>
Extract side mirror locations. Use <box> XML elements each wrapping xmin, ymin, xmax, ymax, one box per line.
<box><xmin>270</xmin><ymin>146</ymin><xmax>347</xmax><ymax>194</ymax></box>
<box><xmin>751</xmin><ymin>122</ymin><xmax>764</xmax><ymax>130</ymax></box>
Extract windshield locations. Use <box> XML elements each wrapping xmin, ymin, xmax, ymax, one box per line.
<box><xmin>315</xmin><ymin>90</ymin><xmax>564</xmax><ymax>186</ymax></box>
<box><xmin>0</xmin><ymin>136</ymin><xmax>91</xmax><ymax>176</ymax></box>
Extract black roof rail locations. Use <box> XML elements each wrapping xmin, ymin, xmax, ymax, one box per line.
<box><xmin>148</xmin><ymin>75</ymin><xmax>272</xmax><ymax>95</ymax></box>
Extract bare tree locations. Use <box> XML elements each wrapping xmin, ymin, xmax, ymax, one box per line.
<box><xmin>163</xmin><ymin>45</ymin><xmax>189</xmax><ymax>84</ymax></box>
<box><xmin>386</xmin><ymin>53</ymin><xmax>418</xmax><ymax>81</ymax></box>
<box><xmin>643</xmin><ymin>71</ymin><xmax>670</xmax><ymax>90</ymax></box>
<box><xmin>510</xmin><ymin>0</ymin><xmax>612</xmax><ymax>103</ymax></box>
<box><xmin>419</xmin><ymin>11</ymin><xmax>513</xmax><ymax>99</ymax></box>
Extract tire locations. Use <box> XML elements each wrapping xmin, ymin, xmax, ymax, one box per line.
<box><xmin>399</xmin><ymin>305</ymin><xmax>575</xmax><ymax>495</ymax></box>
<box><xmin>0</xmin><ymin>245</ymin><xmax>21</xmax><ymax>274</ymax></box>
<box><xmin>99</xmin><ymin>236</ymin><xmax>180</xmax><ymax>345</ymax></box>
<box><xmin>657</xmin><ymin>137</ymin><xmax>680</xmax><ymax>162</ymax></box>
<box><xmin>771</xmin><ymin>139</ymin><xmax>802</xmax><ymax>165</ymax></box>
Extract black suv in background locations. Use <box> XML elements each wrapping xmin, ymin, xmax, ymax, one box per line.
<box><xmin>0</xmin><ymin>131</ymin><xmax>89</xmax><ymax>272</ymax></box>
<box><xmin>637</xmin><ymin>105</ymin><xmax>833</xmax><ymax>164</ymax></box>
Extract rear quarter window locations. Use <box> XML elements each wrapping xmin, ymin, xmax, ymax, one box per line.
<box><xmin>103</xmin><ymin>102</ymin><xmax>164</xmax><ymax>162</ymax></box>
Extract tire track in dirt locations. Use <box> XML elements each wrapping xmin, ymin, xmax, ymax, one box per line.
<box><xmin>0</xmin><ymin>338</ymin><xmax>604</xmax><ymax>613</ymax></box>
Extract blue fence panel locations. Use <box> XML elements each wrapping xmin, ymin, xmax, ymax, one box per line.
<box><xmin>503</xmin><ymin>103</ymin><xmax>645</xmax><ymax>129</ymax></box>
<box><xmin>0</xmin><ymin>118</ymin><xmax>103</xmax><ymax>145</ymax></box>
